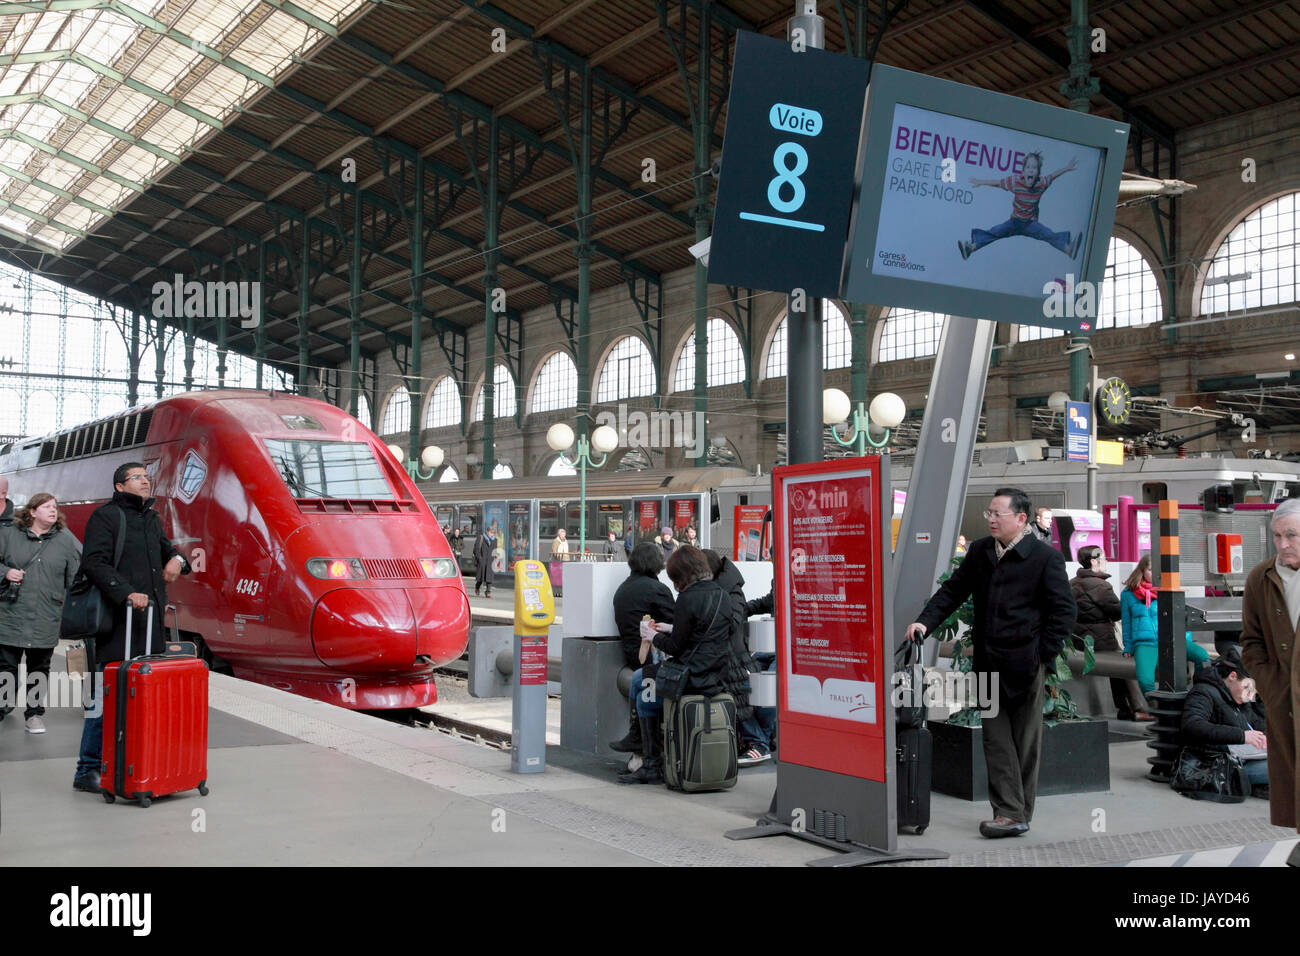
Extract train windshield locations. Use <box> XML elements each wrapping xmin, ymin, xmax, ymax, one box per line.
<box><xmin>264</xmin><ymin>439</ymin><xmax>393</xmax><ymax>499</ymax></box>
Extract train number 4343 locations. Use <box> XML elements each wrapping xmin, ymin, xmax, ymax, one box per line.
<box><xmin>234</xmin><ymin>578</ymin><xmax>261</xmax><ymax>597</ymax></box>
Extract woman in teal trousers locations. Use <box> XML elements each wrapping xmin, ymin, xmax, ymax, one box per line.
<box><xmin>1121</xmin><ymin>553</ymin><xmax>1210</xmax><ymax>697</ymax></box>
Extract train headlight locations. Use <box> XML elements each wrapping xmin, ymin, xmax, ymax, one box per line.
<box><xmin>307</xmin><ymin>557</ymin><xmax>367</xmax><ymax>580</ymax></box>
<box><xmin>420</xmin><ymin>557</ymin><xmax>458</xmax><ymax>578</ymax></box>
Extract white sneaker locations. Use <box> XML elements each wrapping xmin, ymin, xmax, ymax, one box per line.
<box><xmin>25</xmin><ymin>716</ymin><xmax>46</xmax><ymax>734</ymax></box>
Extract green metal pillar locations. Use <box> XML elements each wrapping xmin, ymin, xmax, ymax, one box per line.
<box><xmin>850</xmin><ymin>302</ymin><xmax>868</xmax><ymax>407</ymax></box>
<box><xmin>408</xmin><ymin>158</ymin><xmax>425</xmax><ymax>461</ymax></box>
<box><xmin>576</xmin><ymin>73</ymin><xmax>593</xmax><ymax>446</ymax></box>
<box><xmin>127</xmin><ymin>309</ymin><xmax>140</xmax><ymax>406</ymax></box>
<box><xmin>154</xmin><ymin>318</ymin><xmax>167</xmax><ymax>398</ymax></box>
<box><xmin>481</xmin><ymin>115</ymin><xmax>500</xmax><ymax>478</ymax></box>
<box><xmin>1063</xmin><ymin>0</ymin><xmax>1100</xmax><ymax>401</ymax></box>
<box><xmin>182</xmin><ymin>315</ymin><xmax>195</xmax><ymax>391</ymax></box>
<box><xmin>349</xmin><ymin>190</ymin><xmax>362</xmax><ymax>417</ymax></box>
<box><xmin>691</xmin><ymin>7</ymin><xmax>713</xmax><ymax>468</ymax></box>
<box><xmin>216</xmin><ymin>311</ymin><xmax>228</xmax><ymax>389</ymax></box>
<box><xmin>298</xmin><ymin>224</ymin><xmax>311</xmax><ymax>393</ymax></box>
<box><xmin>255</xmin><ymin>241</ymin><xmax>267</xmax><ymax>390</ymax></box>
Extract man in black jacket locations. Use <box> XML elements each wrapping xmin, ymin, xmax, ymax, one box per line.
<box><xmin>474</xmin><ymin>528</ymin><xmax>496</xmax><ymax>596</ymax></box>
<box><xmin>73</xmin><ymin>462</ymin><xmax>189</xmax><ymax>793</ymax></box>
<box><xmin>905</xmin><ymin>487</ymin><xmax>1076</xmax><ymax>838</ymax></box>
<box><xmin>1181</xmin><ymin>649</ymin><xmax>1269</xmax><ymax>796</ymax></box>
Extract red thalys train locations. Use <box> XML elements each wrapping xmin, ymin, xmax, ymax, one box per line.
<box><xmin>0</xmin><ymin>390</ymin><xmax>468</xmax><ymax>709</ymax></box>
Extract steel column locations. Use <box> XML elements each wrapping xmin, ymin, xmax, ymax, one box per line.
<box><xmin>1062</xmin><ymin>0</ymin><xmax>1100</xmax><ymax>401</ymax></box>
<box><xmin>349</xmin><ymin>191</ymin><xmax>363</xmax><ymax>417</ymax></box>
<box><xmin>408</xmin><ymin>159</ymin><xmax>426</xmax><ymax>461</ymax></box>
<box><xmin>482</xmin><ymin>116</ymin><xmax>500</xmax><ymax>478</ymax></box>
<box><xmin>127</xmin><ymin>310</ymin><xmax>140</xmax><ymax>407</ymax></box>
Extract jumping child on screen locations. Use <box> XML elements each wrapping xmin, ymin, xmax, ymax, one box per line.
<box><xmin>958</xmin><ymin>151</ymin><xmax>1082</xmax><ymax>261</ymax></box>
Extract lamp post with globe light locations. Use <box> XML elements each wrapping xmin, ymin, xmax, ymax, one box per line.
<box><xmin>401</xmin><ymin>445</ymin><xmax>446</xmax><ymax>481</ymax></box>
<box><xmin>547</xmin><ymin>423</ymin><xmax>620</xmax><ymax>554</ymax></box>
<box><xmin>822</xmin><ymin>388</ymin><xmax>907</xmax><ymax>456</ymax></box>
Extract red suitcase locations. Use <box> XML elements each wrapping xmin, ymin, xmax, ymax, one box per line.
<box><xmin>101</xmin><ymin>602</ymin><xmax>209</xmax><ymax>807</ymax></box>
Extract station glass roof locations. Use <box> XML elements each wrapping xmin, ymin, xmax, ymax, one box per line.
<box><xmin>0</xmin><ymin>0</ymin><xmax>365</xmax><ymax>251</ymax></box>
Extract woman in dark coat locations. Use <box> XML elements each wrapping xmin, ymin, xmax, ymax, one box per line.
<box><xmin>474</xmin><ymin>528</ymin><xmax>495</xmax><ymax>596</ymax></box>
<box><xmin>608</xmin><ymin>542</ymin><xmax>676</xmax><ymax>754</ymax></box>
<box><xmin>620</xmin><ymin>545</ymin><xmax>733</xmax><ymax>785</ymax></box>
<box><xmin>0</xmin><ymin>494</ymin><xmax>81</xmax><ymax>733</ymax></box>
<box><xmin>1070</xmin><ymin>546</ymin><xmax>1150</xmax><ymax>722</ymax></box>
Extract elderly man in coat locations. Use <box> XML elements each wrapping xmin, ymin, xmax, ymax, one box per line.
<box><xmin>906</xmin><ymin>487</ymin><xmax>1077</xmax><ymax>839</ymax></box>
<box><xmin>1241</xmin><ymin>497</ymin><xmax>1300</xmax><ymax>866</ymax></box>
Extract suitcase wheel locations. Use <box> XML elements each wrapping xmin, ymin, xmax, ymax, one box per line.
<box><xmin>914</xmin><ymin>825</ymin><xmax>926</xmax><ymax>835</ymax></box>
<box><xmin>102</xmin><ymin>791</ymin><xmax>115</xmax><ymax>804</ymax></box>
<box><xmin>198</xmin><ymin>782</ymin><xmax>209</xmax><ymax>797</ymax></box>
<box><xmin>139</xmin><ymin>796</ymin><xmax>151</xmax><ymax>808</ymax></box>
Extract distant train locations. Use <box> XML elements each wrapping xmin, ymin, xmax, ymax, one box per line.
<box><xmin>0</xmin><ymin>390</ymin><xmax>468</xmax><ymax>710</ymax></box>
<box><xmin>714</xmin><ymin>441</ymin><xmax>1300</xmax><ymax>550</ymax></box>
<box><xmin>417</xmin><ymin>467</ymin><xmax>745</xmax><ymax>572</ymax></box>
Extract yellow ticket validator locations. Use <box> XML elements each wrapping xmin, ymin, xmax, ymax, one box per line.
<box><xmin>513</xmin><ymin>559</ymin><xmax>555</xmax><ymax>637</ymax></box>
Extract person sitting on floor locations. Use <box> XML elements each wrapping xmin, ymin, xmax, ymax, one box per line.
<box><xmin>1180</xmin><ymin>647</ymin><xmax>1269</xmax><ymax>797</ymax></box>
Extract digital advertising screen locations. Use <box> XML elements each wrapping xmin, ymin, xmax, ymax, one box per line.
<box><xmin>872</xmin><ymin>105</ymin><xmax>1104</xmax><ymax>299</ymax></box>
<box><xmin>842</xmin><ymin>65</ymin><xmax>1129</xmax><ymax>332</ymax></box>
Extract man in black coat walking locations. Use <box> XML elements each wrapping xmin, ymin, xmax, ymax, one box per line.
<box><xmin>74</xmin><ymin>462</ymin><xmax>189</xmax><ymax>793</ymax></box>
<box><xmin>906</xmin><ymin>487</ymin><xmax>1076</xmax><ymax>838</ymax></box>
<box><xmin>474</xmin><ymin>528</ymin><xmax>496</xmax><ymax>597</ymax></box>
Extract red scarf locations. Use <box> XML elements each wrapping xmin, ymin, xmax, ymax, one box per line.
<box><xmin>1133</xmin><ymin>580</ymin><xmax>1158</xmax><ymax>606</ymax></box>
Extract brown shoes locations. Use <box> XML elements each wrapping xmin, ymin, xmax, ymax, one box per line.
<box><xmin>979</xmin><ymin>816</ymin><xmax>1030</xmax><ymax>838</ymax></box>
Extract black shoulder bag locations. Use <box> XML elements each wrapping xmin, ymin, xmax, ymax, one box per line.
<box><xmin>1171</xmin><ymin>747</ymin><xmax>1251</xmax><ymax>803</ymax></box>
<box><xmin>60</xmin><ymin>506</ymin><xmax>126</xmax><ymax>639</ymax></box>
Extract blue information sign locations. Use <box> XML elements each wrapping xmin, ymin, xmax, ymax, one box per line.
<box><xmin>708</xmin><ymin>31</ymin><xmax>868</xmax><ymax>299</ymax></box>
<box><xmin>1065</xmin><ymin>400</ymin><xmax>1091</xmax><ymax>462</ymax></box>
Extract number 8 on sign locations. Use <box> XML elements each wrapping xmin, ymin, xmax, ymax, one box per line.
<box><xmin>768</xmin><ymin>143</ymin><xmax>808</xmax><ymax>213</ymax></box>
<box><xmin>740</xmin><ymin>141</ymin><xmax>826</xmax><ymax>233</ymax></box>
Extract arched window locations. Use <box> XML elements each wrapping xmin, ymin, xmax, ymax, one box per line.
<box><xmin>1019</xmin><ymin>236</ymin><xmax>1163</xmax><ymax>342</ymax></box>
<box><xmin>673</xmin><ymin>317</ymin><xmax>744</xmax><ymax>391</ymax></box>
<box><xmin>62</xmin><ymin>392</ymin><xmax>95</xmax><ymax>429</ymax></box>
<box><xmin>547</xmin><ymin>455</ymin><xmax>576</xmax><ymax>477</ymax></box>
<box><xmin>380</xmin><ymin>386</ymin><xmax>411</xmax><ymax>436</ymax></box>
<box><xmin>438</xmin><ymin>464</ymin><xmax>460</xmax><ymax>483</ymax></box>
<box><xmin>877</xmin><ymin>308</ymin><xmax>946</xmax><ymax>362</ymax></box>
<box><xmin>1201</xmin><ymin>192</ymin><xmax>1300</xmax><ymax>314</ymax></box>
<box><xmin>530</xmin><ymin>351</ymin><xmax>577</xmax><ymax>413</ymax></box>
<box><xmin>26</xmin><ymin>390</ymin><xmax>57</xmax><ymax>436</ymax></box>
<box><xmin>492</xmin><ymin>462</ymin><xmax>514</xmax><ymax>479</ymax></box>
<box><xmin>595</xmin><ymin>336</ymin><xmax>655</xmax><ymax>401</ymax></box>
<box><xmin>424</xmin><ymin>377</ymin><xmax>461</xmax><ymax>429</ymax></box>
<box><xmin>472</xmin><ymin>364</ymin><xmax>517</xmax><ymax>421</ymax></box>
<box><xmin>356</xmin><ymin>394</ymin><xmax>372</xmax><ymax>430</ymax></box>
<box><xmin>764</xmin><ymin>302</ymin><xmax>853</xmax><ymax>378</ymax></box>
<box><xmin>0</xmin><ymin>388</ymin><xmax>23</xmax><ymax>437</ymax></box>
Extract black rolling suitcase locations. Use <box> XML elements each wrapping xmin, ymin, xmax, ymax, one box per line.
<box><xmin>896</xmin><ymin>724</ymin><xmax>932</xmax><ymax>834</ymax></box>
<box><xmin>895</xmin><ymin>639</ymin><xmax>932</xmax><ymax>834</ymax></box>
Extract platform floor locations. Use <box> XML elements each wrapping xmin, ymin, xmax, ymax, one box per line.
<box><xmin>0</xmin><ymin>651</ymin><xmax>1293</xmax><ymax>867</ymax></box>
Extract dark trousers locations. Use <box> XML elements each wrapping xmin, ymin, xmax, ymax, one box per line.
<box><xmin>0</xmin><ymin>645</ymin><xmax>55</xmax><ymax>719</ymax></box>
<box><xmin>982</xmin><ymin>666</ymin><xmax>1047</xmax><ymax>822</ymax></box>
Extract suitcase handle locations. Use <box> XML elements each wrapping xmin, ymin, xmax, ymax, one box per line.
<box><xmin>124</xmin><ymin>597</ymin><xmax>153</xmax><ymax>660</ymax></box>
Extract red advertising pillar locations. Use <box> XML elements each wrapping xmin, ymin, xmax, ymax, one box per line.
<box><xmin>773</xmin><ymin>457</ymin><xmax>896</xmax><ymax>849</ymax></box>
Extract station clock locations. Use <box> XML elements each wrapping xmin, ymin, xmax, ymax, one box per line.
<box><xmin>1095</xmin><ymin>376</ymin><xmax>1133</xmax><ymax>426</ymax></box>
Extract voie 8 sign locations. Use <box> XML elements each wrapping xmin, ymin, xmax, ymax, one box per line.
<box><xmin>708</xmin><ymin>31</ymin><xmax>869</xmax><ymax>299</ymax></box>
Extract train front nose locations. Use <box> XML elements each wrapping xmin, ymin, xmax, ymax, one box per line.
<box><xmin>310</xmin><ymin>586</ymin><xmax>470</xmax><ymax>673</ymax></box>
